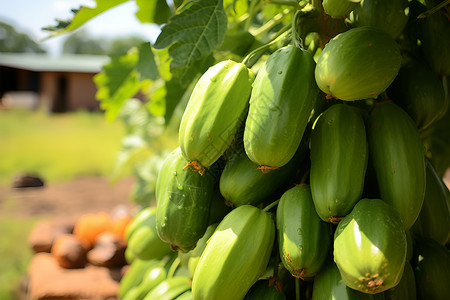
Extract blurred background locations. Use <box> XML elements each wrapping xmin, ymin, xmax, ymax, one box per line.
<box><xmin>0</xmin><ymin>1</ymin><xmax>176</xmax><ymax>299</ymax></box>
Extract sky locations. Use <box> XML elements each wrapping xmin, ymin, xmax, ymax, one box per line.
<box><xmin>0</xmin><ymin>0</ymin><xmax>162</xmax><ymax>55</ymax></box>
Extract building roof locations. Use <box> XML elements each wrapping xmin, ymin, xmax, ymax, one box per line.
<box><xmin>0</xmin><ymin>52</ymin><xmax>110</xmax><ymax>73</ymax></box>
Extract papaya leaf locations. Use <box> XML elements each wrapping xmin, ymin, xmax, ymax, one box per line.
<box><xmin>95</xmin><ymin>43</ymin><xmax>160</xmax><ymax>121</ymax></box>
<box><xmin>43</xmin><ymin>0</ymin><xmax>129</xmax><ymax>37</ymax></box>
<box><xmin>153</xmin><ymin>0</ymin><xmax>227</xmax><ymax>76</ymax></box>
<box><xmin>223</xmin><ymin>0</ymin><xmax>248</xmax><ymax>21</ymax></box>
<box><xmin>94</xmin><ymin>50</ymin><xmax>141</xmax><ymax>121</ymax></box>
<box><xmin>136</xmin><ymin>42</ymin><xmax>159</xmax><ymax>81</ymax></box>
<box><xmin>135</xmin><ymin>0</ymin><xmax>172</xmax><ymax>24</ymax></box>
<box><xmin>147</xmin><ymin>78</ymin><xmax>187</xmax><ymax>124</ymax></box>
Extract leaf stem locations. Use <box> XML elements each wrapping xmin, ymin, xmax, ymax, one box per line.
<box><xmin>167</xmin><ymin>256</ymin><xmax>181</xmax><ymax>278</ymax></box>
<box><xmin>252</xmin><ymin>8</ymin><xmax>293</xmax><ymax>37</ymax></box>
<box><xmin>291</xmin><ymin>10</ymin><xmax>304</xmax><ymax>48</ymax></box>
<box><xmin>244</xmin><ymin>0</ymin><xmax>261</xmax><ymax>31</ymax></box>
<box><xmin>262</xmin><ymin>199</ymin><xmax>280</xmax><ymax>212</ymax></box>
<box><xmin>242</xmin><ymin>25</ymin><xmax>291</xmax><ymax>68</ymax></box>
<box><xmin>268</xmin><ymin>0</ymin><xmax>303</xmax><ymax>9</ymax></box>
<box><xmin>418</xmin><ymin>0</ymin><xmax>450</xmax><ymax>19</ymax></box>
<box><xmin>295</xmin><ymin>277</ymin><xmax>301</xmax><ymax>300</ymax></box>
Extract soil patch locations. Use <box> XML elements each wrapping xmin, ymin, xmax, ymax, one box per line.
<box><xmin>0</xmin><ymin>177</ymin><xmax>138</xmax><ymax>219</ymax></box>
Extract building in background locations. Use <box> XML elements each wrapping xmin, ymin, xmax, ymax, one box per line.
<box><xmin>0</xmin><ymin>53</ymin><xmax>109</xmax><ymax>112</ymax></box>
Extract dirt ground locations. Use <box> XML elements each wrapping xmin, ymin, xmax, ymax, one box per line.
<box><xmin>0</xmin><ymin>176</ymin><xmax>139</xmax><ymax>219</ymax></box>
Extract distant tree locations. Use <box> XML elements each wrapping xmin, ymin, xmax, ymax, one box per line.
<box><xmin>62</xmin><ymin>29</ymin><xmax>109</xmax><ymax>55</ymax></box>
<box><xmin>0</xmin><ymin>21</ymin><xmax>46</xmax><ymax>53</ymax></box>
<box><xmin>108</xmin><ymin>35</ymin><xmax>146</xmax><ymax>56</ymax></box>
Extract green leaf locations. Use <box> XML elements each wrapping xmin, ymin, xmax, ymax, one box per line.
<box><xmin>148</xmin><ymin>78</ymin><xmax>187</xmax><ymax>123</ymax></box>
<box><xmin>94</xmin><ymin>43</ymin><xmax>161</xmax><ymax>121</ymax></box>
<box><xmin>153</xmin><ymin>0</ymin><xmax>227</xmax><ymax>72</ymax></box>
<box><xmin>43</xmin><ymin>0</ymin><xmax>129</xmax><ymax>37</ymax></box>
<box><xmin>223</xmin><ymin>0</ymin><xmax>248</xmax><ymax>21</ymax></box>
<box><xmin>94</xmin><ymin>50</ymin><xmax>141</xmax><ymax>121</ymax></box>
<box><xmin>136</xmin><ymin>42</ymin><xmax>159</xmax><ymax>81</ymax></box>
<box><xmin>135</xmin><ymin>0</ymin><xmax>172</xmax><ymax>24</ymax></box>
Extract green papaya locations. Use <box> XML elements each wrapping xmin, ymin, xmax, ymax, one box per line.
<box><xmin>349</xmin><ymin>0</ymin><xmax>409</xmax><ymax>38</ymax></box>
<box><xmin>244</xmin><ymin>279</ymin><xmax>287</xmax><ymax>300</ymax></box>
<box><xmin>420</xmin><ymin>5</ymin><xmax>450</xmax><ymax>76</ymax></box>
<box><xmin>315</xmin><ymin>26</ymin><xmax>401</xmax><ymax>101</ymax></box>
<box><xmin>276</xmin><ymin>185</ymin><xmax>332</xmax><ymax>278</ymax></box>
<box><xmin>412</xmin><ymin>238</ymin><xmax>450</xmax><ymax>300</ymax></box>
<box><xmin>143</xmin><ymin>276</ymin><xmax>191</xmax><ymax>300</ymax></box>
<box><xmin>123</xmin><ymin>266</ymin><xmax>167</xmax><ymax>300</ymax></box>
<box><xmin>310</xmin><ymin>104</ymin><xmax>368</xmax><ymax>223</ymax></box>
<box><xmin>174</xmin><ymin>290</ymin><xmax>192</xmax><ymax>300</ymax></box>
<box><xmin>244</xmin><ymin>45</ymin><xmax>319</xmax><ymax>168</ymax></box>
<box><xmin>179</xmin><ymin>60</ymin><xmax>254</xmax><ymax>174</ymax></box>
<box><xmin>186</xmin><ymin>224</ymin><xmax>218</xmax><ymax>278</ymax></box>
<box><xmin>387</xmin><ymin>59</ymin><xmax>447</xmax><ymax>130</ymax></box>
<box><xmin>384</xmin><ymin>262</ymin><xmax>416</xmax><ymax>300</ymax></box>
<box><xmin>119</xmin><ymin>259</ymin><xmax>163</xmax><ymax>299</ymax></box>
<box><xmin>155</xmin><ymin>147</ymin><xmax>216</xmax><ymax>252</ymax></box>
<box><xmin>192</xmin><ymin>205</ymin><xmax>275</xmax><ymax>300</ymax></box>
<box><xmin>367</xmin><ymin>101</ymin><xmax>426</xmax><ymax>230</ymax></box>
<box><xmin>220</xmin><ymin>128</ymin><xmax>309</xmax><ymax>207</ymax></box>
<box><xmin>334</xmin><ymin>198</ymin><xmax>407</xmax><ymax>294</ymax></box>
<box><xmin>411</xmin><ymin>158</ymin><xmax>450</xmax><ymax>245</ymax></box>
<box><xmin>322</xmin><ymin>0</ymin><xmax>359</xmax><ymax>18</ymax></box>
<box><xmin>126</xmin><ymin>207</ymin><xmax>172</xmax><ymax>260</ymax></box>
<box><xmin>312</xmin><ymin>260</ymin><xmax>386</xmax><ymax>300</ymax></box>
<box><xmin>206</xmin><ymin>189</ymin><xmax>232</xmax><ymax>225</ymax></box>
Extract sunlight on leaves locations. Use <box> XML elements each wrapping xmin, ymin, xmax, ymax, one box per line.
<box><xmin>154</xmin><ymin>0</ymin><xmax>227</xmax><ymax>80</ymax></box>
<box><xmin>43</xmin><ymin>0</ymin><xmax>129</xmax><ymax>37</ymax></box>
<box><xmin>135</xmin><ymin>0</ymin><xmax>172</xmax><ymax>25</ymax></box>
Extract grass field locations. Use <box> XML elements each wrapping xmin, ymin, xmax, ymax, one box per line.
<box><xmin>0</xmin><ymin>109</ymin><xmax>126</xmax><ymax>184</ymax></box>
<box><xmin>0</xmin><ymin>217</ymin><xmax>40</xmax><ymax>299</ymax></box>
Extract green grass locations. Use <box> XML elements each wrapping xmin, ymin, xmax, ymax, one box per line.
<box><xmin>0</xmin><ymin>217</ymin><xmax>40</xmax><ymax>299</ymax></box>
<box><xmin>0</xmin><ymin>109</ymin><xmax>126</xmax><ymax>184</ymax></box>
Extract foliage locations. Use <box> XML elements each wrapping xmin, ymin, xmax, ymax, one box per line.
<box><xmin>44</xmin><ymin>0</ymin><xmax>450</xmax><ymax>205</ymax></box>
<box><xmin>0</xmin><ymin>21</ymin><xmax>46</xmax><ymax>53</ymax></box>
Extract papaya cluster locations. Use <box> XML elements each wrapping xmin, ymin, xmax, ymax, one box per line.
<box><xmin>120</xmin><ymin>0</ymin><xmax>449</xmax><ymax>299</ymax></box>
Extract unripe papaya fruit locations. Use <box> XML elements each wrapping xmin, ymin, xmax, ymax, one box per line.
<box><xmin>244</xmin><ymin>45</ymin><xmax>319</xmax><ymax>168</ymax></box>
<box><xmin>334</xmin><ymin>198</ymin><xmax>407</xmax><ymax>294</ymax></box>
<box><xmin>411</xmin><ymin>158</ymin><xmax>450</xmax><ymax>245</ymax></box>
<box><xmin>310</xmin><ymin>104</ymin><xmax>368</xmax><ymax>223</ymax></box>
<box><xmin>276</xmin><ymin>185</ymin><xmax>332</xmax><ymax>278</ymax></box>
<box><xmin>119</xmin><ymin>259</ymin><xmax>163</xmax><ymax>299</ymax></box>
<box><xmin>312</xmin><ymin>260</ymin><xmax>386</xmax><ymax>299</ymax></box>
<box><xmin>315</xmin><ymin>26</ymin><xmax>401</xmax><ymax>101</ymax></box>
<box><xmin>179</xmin><ymin>60</ymin><xmax>254</xmax><ymax>174</ymax></box>
<box><xmin>349</xmin><ymin>0</ymin><xmax>409</xmax><ymax>38</ymax></box>
<box><xmin>388</xmin><ymin>59</ymin><xmax>447</xmax><ymax>131</ymax></box>
<box><xmin>367</xmin><ymin>101</ymin><xmax>426</xmax><ymax>230</ymax></box>
<box><xmin>384</xmin><ymin>262</ymin><xmax>416</xmax><ymax>300</ymax></box>
<box><xmin>142</xmin><ymin>276</ymin><xmax>191</xmax><ymax>300</ymax></box>
<box><xmin>192</xmin><ymin>205</ymin><xmax>275</xmax><ymax>300</ymax></box>
<box><xmin>244</xmin><ymin>279</ymin><xmax>287</xmax><ymax>300</ymax></box>
<box><xmin>123</xmin><ymin>265</ymin><xmax>167</xmax><ymax>300</ymax></box>
<box><xmin>420</xmin><ymin>6</ymin><xmax>450</xmax><ymax>76</ymax></box>
<box><xmin>322</xmin><ymin>0</ymin><xmax>359</xmax><ymax>18</ymax></box>
<box><xmin>155</xmin><ymin>147</ymin><xmax>216</xmax><ymax>252</ymax></box>
<box><xmin>125</xmin><ymin>207</ymin><xmax>172</xmax><ymax>261</ymax></box>
<box><xmin>412</xmin><ymin>238</ymin><xmax>450</xmax><ymax>300</ymax></box>
<box><xmin>220</xmin><ymin>128</ymin><xmax>309</xmax><ymax>207</ymax></box>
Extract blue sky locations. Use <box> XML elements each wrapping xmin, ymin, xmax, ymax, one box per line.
<box><xmin>0</xmin><ymin>0</ymin><xmax>161</xmax><ymax>55</ymax></box>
